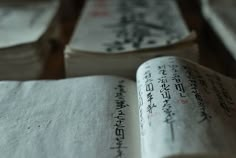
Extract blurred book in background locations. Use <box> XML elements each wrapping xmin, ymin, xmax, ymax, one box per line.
<box><xmin>0</xmin><ymin>0</ymin><xmax>60</xmax><ymax>80</ymax></box>
<box><xmin>201</xmin><ymin>0</ymin><xmax>236</xmax><ymax>77</ymax></box>
<box><xmin>64</xmin><ymin>0</ymin><xmax>198</xmax><ymax>79</ymax></box>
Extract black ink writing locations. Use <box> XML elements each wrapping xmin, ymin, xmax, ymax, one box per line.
<box><xmin>183</xmin><ymin>66</ymin><xmax>212</xmax><ymax>123</ymax></box>
<box><xmin>157</xmin><ymin>64</ymin><xmax>175</xmax><ymax>141</ymax></box>
<box><xmin>111</xmin><ymin>80</ymin><xmax>129</xmax><ymax>158</ymax></box>
<box><xmin>104</xmin><ymin>0</ymin><xmax>183</xmax><ymax>52</ymax></box>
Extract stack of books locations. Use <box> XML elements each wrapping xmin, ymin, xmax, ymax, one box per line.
<box><xmin>64</xmin><ymin>0</ymin><xmax>198</xmax><ymax>79</ymax></box>
<box><xmin>0</xmin><ymin>0</ymin><xmax>60</xmax><ymax>80</ymax></box>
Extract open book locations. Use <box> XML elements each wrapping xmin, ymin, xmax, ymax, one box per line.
<box><xmin>0</xmin><ymin>0</ymin><xmax>59</xmax><ymax>80</ymax></box>
<box><xmin>1</xmin><ymin>56</ymin><xmax>236</xmax><ymax>158</ymax></box>
<box><xmin>65</xmin><ymin>0</ymin><xmax>198</xmax><ymax>79</ymax></box>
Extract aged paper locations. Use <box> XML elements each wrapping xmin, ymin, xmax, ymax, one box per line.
<box><xmin>136</xmin><ymin>56</ymin><xmax>236</xmax><ymax>157</ymax></box>
<box><xmin>0</xmin><ymin>76</ymin><xmax>140</xmax><ymax>158</ymax></box>
<box><xmin>0</xmin><ymin>1</ymin><xmax>59</xmax><ymax>48</ymax></box>
<box><xmin>69</xmin><ymin>0</ymin><xmax>190</xmax><ymax>53</ymax></box>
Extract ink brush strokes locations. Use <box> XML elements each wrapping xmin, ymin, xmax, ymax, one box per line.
<box><xmin>64</xmin><ymin>0</ymin><xmax>198</xmax><ymax>79</ymax></box>
<box><xmin>0</xmin><ymin>56</ymin><xmax>236</xmax><ymax>158</ymax></box>
<box><xmin>137</xmin><ymin>57</ymin><xmax>236</xmax><ymax>158</ymax></box>
<box><xmin>69</xmin><ymin>0</ymin><xmax>190</xmax><ymax>52</ymax></box>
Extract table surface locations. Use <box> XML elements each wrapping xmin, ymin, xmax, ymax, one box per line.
<box><xmin>41</xmin><ymin>0</ymin><xmax>235</xmax><ymax>80</ymax></box>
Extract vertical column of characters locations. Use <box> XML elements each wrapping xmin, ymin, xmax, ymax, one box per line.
<box><xmin>182</xmin><ymin>65</ymin><xmax>212</xmax><ymax>123</ymax></box>
<box><xmin>205</xmin><ymin>73</ymin><xmax>235</xmax><ymax>117</ymax></box>
<box><xmin>111</xmin><ymin>80</ymin><xmax>129</xmax><ymax>158</ymax></box>
<box><xmin>157</xmin><ymin>63</ymin><xmax>175</xmax><ymax>141</ymax></box>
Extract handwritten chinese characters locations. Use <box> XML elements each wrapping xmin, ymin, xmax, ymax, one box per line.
<box><xmin>157</xmin><ymin>64</ymin><xmax>176</xmax><ymax>141</ymax></box>
<box><xmin>137</xmin><ymin>57</ymin><xmax>236</xmax><ymax>158</ymax></box>
<box><xmin>104</xmin><ymin>0</ymin><xmax>188</xmax><ymax>52</ymax></box>
<box><xmin>137</xmin><ymin>79</ymin><xmax>145</xmax><ymax>135</ymax></box>
<box><xmin>70</xmin><ymin>0</ymin><xmax>190</xmax><ymax>54</ymax></box>
<box><xmin>137</xmin><ymin>57</ymin><xmax>236</xmax><ymax>139</ymax></box>
<box><xmin>111</xmin><ymin>80</ymin><xmax>129</xmax><ymax>158</ymax></box>
<box><xmin>207</xmin><ymin>74</ymin><xmax>235</xmax><ymax>117</ymax></box>
<box><xmin>144</xmin><ymin>64</ymin><xmax>156</xmax><ymax>123</ymax></box>
<box><xmin>183</xmin><ymin>65</ymin><xmax>212</xmax><ymax>123</ymax></box>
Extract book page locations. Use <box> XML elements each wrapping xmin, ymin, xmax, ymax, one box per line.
<box><xmin>0</xmin><ymin>76</ymin><xmax>140</xmax><ymax>158</ymax></box>
<box><xmin>136</xmin><ymin>56</ymin><xmax>236</xmax><ymax>157</ymax></box>
<box><xmin>0</xmin><ymin>0</ymin><xmax>59</xmax><ymax>48</ymax></box>
<box><xmin>69</xmin><ymin>0</ymin><xmax>190</xmax><ymax>53</ymax></box>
